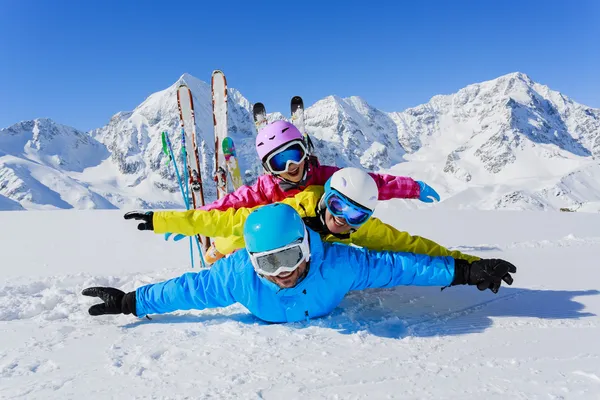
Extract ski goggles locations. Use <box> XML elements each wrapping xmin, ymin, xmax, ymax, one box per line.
<box><xmin>249</xmin><ymin>234</ymin><xmax>310</xmax><ymax>277</ymax></box>
<box><xmin>324</xmin><ymin>190</ymin><xmax>373</xmax><ymax>227</ymax></box>
<box><xmin>264</xmin><ymin>140</ymin><xmax>308</xmax><ymax>174</ymax></box>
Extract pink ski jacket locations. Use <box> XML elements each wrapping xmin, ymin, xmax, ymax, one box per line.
<box><xmin>201</xmin><ymin>156</ymin><xmax>420</xmax><ymax>212</ymax></box>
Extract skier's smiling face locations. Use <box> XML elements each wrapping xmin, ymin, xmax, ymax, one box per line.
<box><xmin>277</xmin><ymin>159</ymin><xmax>306</xmax><ymax>183</ymax></box>
<box><xmin>324</xmin><ymin>209</ymin><xmax>353</xmax><ymax>234</ymax></box>
<box><xmin>265</xmin><ymin>260</ymin><xmax>308</xmax><ymax>288</ymax></box>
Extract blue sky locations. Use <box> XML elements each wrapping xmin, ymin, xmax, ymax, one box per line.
<box><xmin>1</xmin><ymin>0</ymin><xmax>598</xmax><ymax>131</ymax></box>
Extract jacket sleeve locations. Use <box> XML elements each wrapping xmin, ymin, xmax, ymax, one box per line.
<box><xmin>153</xmin><ymin>207</ymin><xmax>253</xmax><ymax>237</ymax></box>
<box><xmin>351</xmin><ymin>218</ymin><xmax>480</xmax><ymax>263</ymax></box>
<box><xmin>329</xmin><ymin>244</ymin><xmax>455</xmax><ymax>291</ymax></box>
<box><xmin>135</xmin><ymin>262</ymin><xmax>236</xmax><ymax>316</ymax></box>
<box><xmin>200</xmin><ymin>176</ymin><xmax>275</xmax><ymax>211</ymax></box>
<box><xmin>214</xmin><ymin>235</ymin><xmax>246</xmax><ymax>254</ymax></box>
<box><xmin>368</xmin><ymin>172</ymin><xmax>420</xmax><ymax>200</ymax></box>
<box><xmin>312</xmin><ymin>161</ymin><xmax>420</xmax><ymax>200</ymax></box>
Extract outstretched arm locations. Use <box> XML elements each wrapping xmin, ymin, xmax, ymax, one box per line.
<box><xmin>82</xmin><ymin>262</ymin><xmax>237</xmax><ymax>317</ymax></box>
<box><xmin>352</xmin><ymin>218</ymin><xmax>480</xmax><ymax>263</ymax></box>
<box><xmin>152</xmin><ymin>207</ymin><xmax>253</xmax><ymax>238</ymax></box>
<box><xmin>309</xmin><ymin>162</ymin><xmax>425</xmax><ymax>201</ymax></box>
<box><xmin>330</xmin><ymin>244</ymin><xmax>514</xmax><ymax>294</ymax></box>
<box><xmin>368</xmin><ymin>172</ymin><xmax>421</xmax><ymax>200</ymax></box>
<box><xmin>327</xmin><ymin>244</ymin><xmax>455</xmax><ymax>291</ymax></box>
<box><xmin>135</xmin><ymin>265</ymin><xmax>236</xmax><ymax>316</ymax></box>
<box><xmin>124</xmin><ymin>206</ymin><xmax>252</xmax><ymax>238</ymax></box>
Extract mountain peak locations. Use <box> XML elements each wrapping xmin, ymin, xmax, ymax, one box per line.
<box><xmin>500</xmin><ymin>71</ymin><xmax>534</xmax><ymax>83</ymax></box>
<box><xmin>175</xmin><ymin>73</ymin><xmax>208</xmax><ymax>90</ymax></box>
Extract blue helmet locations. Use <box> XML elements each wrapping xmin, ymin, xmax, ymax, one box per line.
<box><xmin>243</xmin><ymin>203</ymin><xmax>307</xmax><ymax>253</ymax></box>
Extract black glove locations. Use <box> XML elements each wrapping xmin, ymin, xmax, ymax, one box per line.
<box><xmin>124</xmin><ymin>211</ymin><xmax>154</xmax><ymax>231</ymax></box>
<box><xmin>82</xmin><ymin>287</ymin><xmax>137</xmax><ymax>316</ymax></box>
<box><xmin>452</xmin><ymin>258</ymin><xmax>516</xmax><ymax>294</ymax></box>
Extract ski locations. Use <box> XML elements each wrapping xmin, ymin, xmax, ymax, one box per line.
<box><xmin>290</xmin><ymin>95</ymin><xmax>314</xmax><ymax>153</ymax></box>
<box><xmin>176</xmin><ymin>85</ymin><xmax>210</xmax><ymax>257</ymax></box>
<box><xmin>253</xmin><ymin>102</ymin><xmax>268</xmax><ymax>133</ymax></box>
<box><xmin>222</xmin><ymin>136</ymin><xmax>243</xmax><ymax>190</ymax></box>
<box><xmin>290</xmin><ymin>96</ymin><xmax>306</xmax><ymax>136</ymax></box>
<box><xmin>211</xmin><ymin>70</ymin><xmax>230</xmax><ymax>199</ymax></box>
<box><xmin>176</xmin><ymin>85</ymin><xmax>206</xmax><ymax>207</ymax></box>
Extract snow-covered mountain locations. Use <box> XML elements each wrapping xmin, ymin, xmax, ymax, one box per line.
<box><xmin>385</xmin><ymin>72</ymin><xmax>600</xmax><ymax>211</ymax></box>
<box><xmin>0</xmin><ymin>119</ymin><xmax>115</xmax><ymax>209</ymax></box>
<box><xmin>0</xmin><ymin>72</ymin><xmax>598</xmax><ymax>211</ymax></box>
<box><xmin>306</xmin><ymin>95</ymin><xmax>407</xmax><ymax>169</ymax></box>
<box><xmin>90</xmin><ymin>73</ymin><xmax>258</xmax><ymax>202</ymax></box>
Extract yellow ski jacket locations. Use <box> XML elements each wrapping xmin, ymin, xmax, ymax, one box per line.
<box><xmin>153</xmin><ymin>186</ymin><xmax>479</xmax><ymax>263</ymax></box>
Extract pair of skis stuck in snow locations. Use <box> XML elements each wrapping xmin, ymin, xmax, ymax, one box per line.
<box><xmin>253</xmin><ymin>96</ymin><xmax>313</xmax><ymax>151</ymax></box>
<box><xmin>162</xmin><ymin>70</ymin><xmax>243</xmax><ymax>268</ymax></box>
<box><xmin>253</xmin><ymin>96</ymin><xmax>305</xmax><ymax>137</ymax></box>
<box><xmin>176</xmin><ymin>70</ymin><xmax>243</xmax><ymax>204</ymax></box>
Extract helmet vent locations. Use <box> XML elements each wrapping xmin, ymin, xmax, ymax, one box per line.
<box><xmin>340</xmin><ymin>177</ymin><xmax>347</xmax><ymax>187</ymax></box>
<box><xmin>282</xmin><ymin>127</ymin><xmax>290</xmax><ymax>133</ymax></box>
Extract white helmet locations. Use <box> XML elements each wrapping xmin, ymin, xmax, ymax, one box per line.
<box><xmin>325</xmin><ymin>167</ymin><xmax>378</xmax><ymax>211</ymax></box>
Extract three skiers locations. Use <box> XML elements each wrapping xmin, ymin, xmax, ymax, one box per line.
<box><xmin>83</xmin><ymin>119</ymin><xmax>517</xmax><ymax>323</ymax></box>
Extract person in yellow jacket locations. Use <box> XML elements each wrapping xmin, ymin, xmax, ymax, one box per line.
<box><xmin>125</xmin><ymin>168</ymin><xmax>479</xmax><ymax>264</ymax></box>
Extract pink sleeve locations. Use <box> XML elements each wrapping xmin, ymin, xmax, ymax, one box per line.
<box><xmin>368</xmin><ymin>173</ymin><xmax>420</xmax><ymax>200</ymax></box>
<box><xmin>200</xmin><ymin>176</ymin><xmax>276</xmax><ymax>211</ymax></box>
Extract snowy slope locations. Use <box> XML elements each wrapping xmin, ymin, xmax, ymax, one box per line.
<box><xmin>1</xmin><ymin>208</ymin><xmax>599</xmax><ymax>398</ymax></box>
<box><xmin>1</xmin><ymin>72</ymin><xmax>599</xmax><ymax>211</ymax></box>
<box><xmin>0</xmin><ymin>119</ymin><xmax>116</xmax><ymax>209</ymax></box>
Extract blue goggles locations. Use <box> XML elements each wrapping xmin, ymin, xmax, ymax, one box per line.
<box><xmin>265</xmin><ymin>141</ymin><xmax>308</xmax><ymax>174</ymax></box>
<box><xmin>324</xmin><ymin>190</ymin><xmax>373</xmax><ymax>227</ymax></box>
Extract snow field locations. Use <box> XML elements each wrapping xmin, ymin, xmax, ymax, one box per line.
<box><xmin>0</xmin><ymin>208</ymin><xmax>599</xmax><ymax>399</ymax></box>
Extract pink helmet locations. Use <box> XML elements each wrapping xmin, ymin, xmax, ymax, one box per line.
<box><xmin>255</xmin><ymin>121</ymin><xmax>304</xmax><ymax>161</ymax></box>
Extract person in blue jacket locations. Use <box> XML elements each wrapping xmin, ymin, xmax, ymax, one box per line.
<box><xmin>82</xmin><ymin>203</ymin><xmax>516</xmax><ymax>323</ymax></box>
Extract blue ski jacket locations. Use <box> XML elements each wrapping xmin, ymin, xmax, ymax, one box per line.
<box><xmin>136</xmin><ymin>229</ymin><xmax>455</xmax><ymax>323</ymax></box>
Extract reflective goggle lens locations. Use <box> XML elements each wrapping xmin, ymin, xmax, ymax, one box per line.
<box><xmin>267</xmin><ymin>143</ymin><xmax>306</xmax><ymax>173</ymax></box>
<box><xmin>326</xmin><ymin>194</ymin><xmax>372</xmax><ymax>226</ymax></box>
<box><xmin>252</xmin><ymin>245</ymin><xmax>304</xmax><ymax>276</ymax></box>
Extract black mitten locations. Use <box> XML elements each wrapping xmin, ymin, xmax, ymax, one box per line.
<box><xmin>452</xmin><ymin>259</ymin><xmax>516</xmax><ymax>294</ymax></box>
<box><xmin>82</xmin><ymin>287</ymin><xmax>137</xmax><ymax>316</ymax></box>
<box><xmin>124</xmin><ymin>211</ymin><xmax>154</xmax><ymax>231</ymax></box>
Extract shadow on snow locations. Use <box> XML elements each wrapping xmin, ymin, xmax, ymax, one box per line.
<box><xmin>122</xmin><ymin>286</ymin><xmax>598</xmax><ymax>339</ymax></box>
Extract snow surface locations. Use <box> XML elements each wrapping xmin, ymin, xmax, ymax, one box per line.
<box><xmin>1</xmin><ymin>207</ymin><xmax>599</xmax><ymax>399</ymax></box>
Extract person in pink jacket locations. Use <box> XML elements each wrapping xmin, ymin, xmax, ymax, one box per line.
<box><xmin>199</xmin><ymin>120</ymin><xmax>440</xmax><ymax>263</ymax></box>
<box><xmin>202</xmin><ymin>120</ymin><xmax>440</xmax><ymax>212</ymax></box>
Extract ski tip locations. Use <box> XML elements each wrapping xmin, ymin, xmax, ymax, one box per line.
<box><xmin>211</xmin><ymin>70</ymin><xmax>228</xmax><ymax>87</ymax></box>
